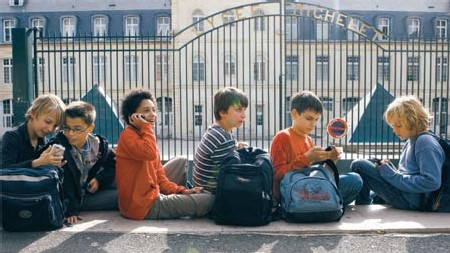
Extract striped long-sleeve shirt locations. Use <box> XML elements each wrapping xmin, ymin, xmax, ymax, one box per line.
<box><xmin>192</xmin><ymin>123</ymin><xmax>236</xmax><ymax>194</ymax></box>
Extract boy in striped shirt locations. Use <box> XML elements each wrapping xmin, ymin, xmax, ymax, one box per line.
<box><xmin>193</xmin><ymin>87</ymin><xmax>248</xmax><ymax>193</ymax></box>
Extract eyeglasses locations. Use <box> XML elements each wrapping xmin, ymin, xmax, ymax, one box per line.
<box><xmin>63</xmin><ymin>126</ymin><xmax>87</xmax><ymax>134</ymax></box>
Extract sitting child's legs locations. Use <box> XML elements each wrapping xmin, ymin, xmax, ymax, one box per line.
<box><xmin>146</xmin><ymin>193</ymin><xmax>214</xmax><ymax>219</ymax></box>
<box><xmin>81</xmin><ymin>187</ymin><xmax>118</xmax><ymax>211</ymax></box>
<box><xmin>163</xmin><ymin>156</ymin><xmax>188</xmax><ymax>186</ymax></box>
<box><xmin>350</xmin><ymin>158</ymin><xmax>416</xmax><ymax>210</ymax></box>
<box><xmin>338</xmin><ymin>172</ymin><xmax>363</xmax><ymax>206</ymax></box>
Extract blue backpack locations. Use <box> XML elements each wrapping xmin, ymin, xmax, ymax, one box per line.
<box><xmin>419</xmin><ymin>132</ymin><xmax>450</xmax><ymax>213</ymax></box>
<box><xmin>280</xmin><ymin>160</ymin><xmax>344</xmax><ymax>223</ymax></box>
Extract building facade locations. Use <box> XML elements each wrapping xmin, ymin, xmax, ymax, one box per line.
<box><xmin>1</xmin><ymin>1</ymin><xmax>449</xmax><ymax>157</ymax></box>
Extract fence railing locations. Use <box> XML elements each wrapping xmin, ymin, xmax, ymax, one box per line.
<box><xmin>10</xmin><ymin>2</ymin><xmax>449</xmax><ymax>161</ymax></box>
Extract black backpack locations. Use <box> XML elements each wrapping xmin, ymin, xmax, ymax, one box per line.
<box><xmin>0</xmin><ymin>166</ymin><xmax>66</xmax><ymax>231</ymax></box>
<box><xmin>420</xmin><ymin>132</ymin><xmax>450</xmax><ymax>212</ymax></box>
<box><xmin>212</xmin><ymin>147</ymin><xmax>273</xmax><ymax>226</ymax></box>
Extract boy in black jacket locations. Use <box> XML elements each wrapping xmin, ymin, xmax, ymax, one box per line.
<box><xmin>52</xmin><ymin>101</ymin><xmax>117</xmax><ymax>225</ymax></box>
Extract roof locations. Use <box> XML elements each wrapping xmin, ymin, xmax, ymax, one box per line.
<box><xmin>346</xmin><ymin>83</ymin><xmax>400</xmax><ymax>143</ymax></box>
<box><xmin>81</xmin><ymin>84</ymin><xmax>124</xmax><ymax>144</ymax></box>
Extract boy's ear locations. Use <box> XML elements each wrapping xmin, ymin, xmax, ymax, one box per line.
<box><xmin>218</xmin><ymin>109</ymin><xmax>227</xmax><ymax>117</ymax></box>
<box><xmin>88</xmin><ymin>123</ymin><xmax>95</xmax><ymax>132</ymax></box>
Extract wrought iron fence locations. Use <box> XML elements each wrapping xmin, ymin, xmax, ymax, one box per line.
<box><xmin>13</xmin><ymin>1</ymin><xmax>449</xmax><ymax>161</ymax></box>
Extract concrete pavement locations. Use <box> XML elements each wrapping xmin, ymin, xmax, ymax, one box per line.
<box><xmin>58</xmin><ymin>205</ymin><xmax>450</xmax><ymax>235</ymax></box>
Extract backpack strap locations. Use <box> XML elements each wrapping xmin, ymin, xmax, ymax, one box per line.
<box><xmin>314</xmin><ymin>159</ymin><xmax>340</xmax><ymax>186</ymax></box>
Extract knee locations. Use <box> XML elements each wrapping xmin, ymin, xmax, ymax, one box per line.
<box><xmin>350</xmin><ymin>158</ymin><xmax>373</xmax><ymax>173</ymax></box>
<box><xmin>347</xmin><ymin>172</ymin><xmax>363</xmax><ymax>191</ymax></box>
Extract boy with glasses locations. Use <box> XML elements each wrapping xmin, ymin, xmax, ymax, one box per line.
<box><xmin>51</xmin><ymin>101</ymin><xmax>117</xmax><ymax>224</ymax></box>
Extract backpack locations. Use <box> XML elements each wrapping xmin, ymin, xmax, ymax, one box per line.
<box><xmin>419</xmin><ymin>132</ymin><xmax>450</xmax><ymax>212</ymax></box>
<box><xmin>212</xmin><ymin>147</ymin><xmax>273</xmax><ymax>226</ymax></box>
<box><xmin>0</xmin><ymin>166</ymin><xmax>65</xmax><ymax>231</ymax></box>
<box><xmin>280</xmin><ymin>159</ymin><xmax>344</xmax><ymax>223</ymax></box>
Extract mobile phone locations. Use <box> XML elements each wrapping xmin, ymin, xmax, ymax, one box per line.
<box><xmin>325</xmin><ymin>145</ymin><xmax>334</xmax><ymax>151</ymax></box>
<box><xmin>52</xmin><ymin>144</ymin><xmax>65</xmax><ymax>156</ymax></box>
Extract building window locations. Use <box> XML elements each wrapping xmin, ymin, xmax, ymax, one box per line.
<box><xmin>316</xmin><ymin>21</ymin><xmax>329</xmax><ymax>40</ymax></box>
<box><xmin>193</xmin><ymin>55</ymin><xmax>205</xmax><ymax>81</ymax></box>
<box><xmin>437</xmin><ymin>57</ymin><xmax>448</xmax><ymax>82</ymax></box>
<box><xmin>408</xmin><ymin>18</ymin><xmax>420</xmax><ymax>39</ymax></box>
<box><xmin>286</xmin><ymin>55</ymin><xmax>298</xmax><ymax>81</ymax></box>
<box><xmin>256</xmin><ymin>104</ymin><xmax>264</xmax><ymax>126</ymax></box>
<box><xmin>156</xmin><ymin>54</ymin><xmax>168</xmax><ymax>81</ymax></box>
<box><xmin>62</xmin><ymin>17</ymin><xmax>76</xmax><ymax>37</ymax></box>
<box><xmin>225</xmin><ymin>54</ymin><xmax>236</xmax><ymax>76</ymax></box>
<box><xmin>9</xmin><ymin>0</ymin><xmax>24</xmax><ymax>6</ymax></box>
<box><xmin>378</xmin><ymin>17</ymin><xmax>390</xmax><ymax>41</ymax></box>
<box><xmin>320</xmin><ymin>97</ymin><xmax>333</xmax><ymax>111</ymax></box>
<box><xmin>436</xmin><ymin>19</ymin><xmax>448</xmax><ymax>40</ymax></box>
<box><xmin>407</xmin><ymin>56</ymin><xmax>420</xmax><ymax>81</ymax></box>
<box><xmin>348</xmin><ymin>19</ymin><xmax>360</xmax><ymax>40</ymax></box>
<box><xmin>37</xmin><ymin>58</ymin><xmax>45</xmax><ymax>83</ymax></box>
<box><xmin>285</xmin><ymin>96</ymin><xmax>292</xmax><ymax>127</ymax></box>
<box><xmin>253</xmin><ymin>9</ymin><xmax>265</xmax><ymax>31</ymax></box>
<box><xmin>93</xmin><ymin>16</ymin><xmax>107</xmax><ymax>37</ymax></box>
<box><xmin>222</xmin><ymin>11</ymin><xmax>235</xmax><ymax>26</ymax></box>
<box><xmin>3</xmin><ymin>59</ymin><xmax>13</xmax><ymax>84</ymax></box>
<box><xmin>156</xmin><ymin>97</ymin><xmax>172</xmax><ymax>127</ymax></box>
<box><xmin>157</xmin><ymin>16</ymin><xmax>170</xmax><ymax>36</ymax></box>
<box><xmin>3</xmin><ymin>19</ymin><xmax>15</xmax><ymax>42</ymax></box>
<box><xmin>124</xmin><ymin>55</ymin><xmax>138</xmax><ymax>82</ymax></box>
<box><xmin>194</xmin><ymin>105</ymin><xmax>203</xmax><ymax>126</ymax></box>
<box><xmin>377</xmin><ymin>56</ymin><xmax>390</xmax><ymax>81</ymax></box>
<box><xmin>432</xmin><ymin>97</ymin><xmax>448</xmax><ymax>135</ymax></box>
<box><xmin>347</xmin><ymin>56</ymin><xmax>359</xmax><ymax>81</ymax></box>
<box><xmin>192</xmin><ymin>9</ymin><xmax>204</xmax><ymax>32</ymax></box>
<box><xmin>125</xmin><ymin>16</ymin><xmax>139</xmax><ymax>36</ymax></box>
<box><xmin>31</xmin><ymin>18</ymin><xmax>45</xmax><ymax>34</ymax></box>
<box><xmin>253</xmin><ymin>55</ymin><xmax>265</xmax><ymax>81</ymax></box>
<box><xmin>62</xmin><ymin>57</ymin><xmax>75</xmax><ymax>83</ymax></box>
<box><xmin>342</xmin><ymin>97</ymin><xmax>360</xmax><ymax>112</ymax></box>
<box><xmin>93</xmin><ymin>56</ymin><xmax>106</xmax><ymax>84</ymax></box>
<box><xmin>2</xmin><ymin>100</ymin><xmax>13</xmax><ymax>128</ymax></box>
<box><xmin>316</xmin><ymin>55</ymin><xmax>329</xmax><ymax>81</ymax></box>
<box><xmin>286</xmin><ymin>17</ymin><xmax>298</xmax><ymax>40</ymax></box>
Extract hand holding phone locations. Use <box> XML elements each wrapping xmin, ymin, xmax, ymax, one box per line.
<box><xmin>325</xmin><ymin>145</ymin><xmax>334</xmax><ymax>151</ymax></box>
<box><xmin>51</xmin><ymin>144</ymin><xmax>65</xmax><ymax>157</ymax></box>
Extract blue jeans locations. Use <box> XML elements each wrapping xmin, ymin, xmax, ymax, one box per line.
<box><xmin>350</xmin><ymin>158</ymin><xmax>418</xmax><ymax>210</ymax></box>
<box><xmin>338</xmin><ymin>172</ymin><xmax>363</xmax><ymax>206</ymax></box>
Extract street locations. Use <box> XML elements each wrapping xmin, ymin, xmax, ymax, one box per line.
<box><xmin>2</xmin><ymin>231</ymin><xmax>450</xmax><ymax>253</ymax></box>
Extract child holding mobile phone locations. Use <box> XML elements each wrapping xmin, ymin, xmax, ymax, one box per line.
<box><xmin>115</xmin><ymin>89</ymin><xmax>213</xmax><ymax>220</ymax></box>
<box><xmin>2</xmin><ymin>94</ymin><xmax>66</xmax><ymax>169</ymax></box>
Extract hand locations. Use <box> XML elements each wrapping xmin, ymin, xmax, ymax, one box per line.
<box><xmin>328</xmin><ymin>147</ymin><xmax>341</xmax><ymax>163</ymax></box>
<box><xmin>236</xmin><ymin>141</ymin><xmax>248</xmax><ymax>148</ymax></box>
<box><xmin>305</xmin><ymin>146</ymin><xmax>331</xmax><ymax>163</ymax></box>
<box><xmin>32</xmin><ymin>146</ymin><xmax>65</xmax><ymax>167</ymax></box>
<box><xmin>129</xmin><ymin>113</ymin><xmax>149</xmax><ymax>129</ymax></box>
<box><xmin>86</xmin><ymin>178</ymin><xmax>99</xmax><ymax>193</ymax></box>
<box><xmin>66</xmin><ymin>215</ymin><xmax>82</xmax><ymax>225</ymax></box>
<box><xmin>182</xmin><ymin>187</ymin><xmax>204</xmax><ymax>194</ymax></box>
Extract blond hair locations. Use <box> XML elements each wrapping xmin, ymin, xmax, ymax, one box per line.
<box><xmin>25</xmin><ymin>94</ymin><xmax>66</xmax><ymax>127</ymax></box>
<box><xmin>384</xmin><ymin>95</ymin><xmax>431</xmax><ymax>133</ymax></box>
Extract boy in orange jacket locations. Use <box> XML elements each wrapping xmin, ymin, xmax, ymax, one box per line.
<box><xmin>115</xmin><ymin>89</ymin><xmax>213</xmax><ymax>220</ymax></box>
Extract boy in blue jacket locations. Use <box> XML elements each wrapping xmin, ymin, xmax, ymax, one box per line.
<box><xmin>351</xmin><ymin>96</ymin><xmax>445</xmax><ymax>210</ymax></box>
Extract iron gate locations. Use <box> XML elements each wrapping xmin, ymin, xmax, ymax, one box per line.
<box><xmin>22</xmin><ymin>1</ymin><xmax>449</xmax><ymax>160</ymax></box>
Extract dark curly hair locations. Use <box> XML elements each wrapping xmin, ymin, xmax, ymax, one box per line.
<box><xmin>121</xmin><ymin>89</ymin><xmax>155</xmax><ymax>125</ymax></box>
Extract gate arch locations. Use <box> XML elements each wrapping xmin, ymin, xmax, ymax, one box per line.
<box><xmin>29</xmin><ymin>0</ymin><xmax>448</xmax><ymax>160</ymax></box>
